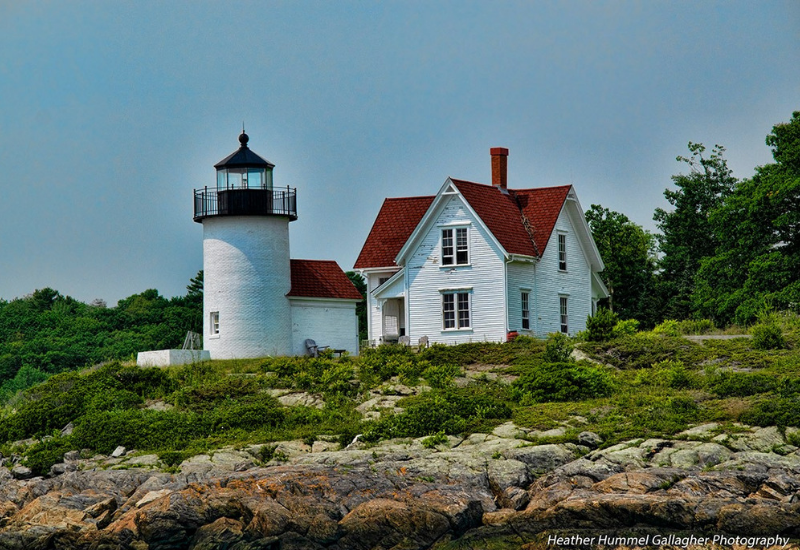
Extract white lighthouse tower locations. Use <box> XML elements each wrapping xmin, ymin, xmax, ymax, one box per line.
<box><xmin>193</xmin><ymin>131</ymin><xmax>297</xmax><ymax>359</ymax></box>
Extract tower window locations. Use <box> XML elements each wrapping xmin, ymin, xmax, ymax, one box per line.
<box><xmin>559</xmin><ymin>297</ymin><xmax>568</xmax><ymax>334</ymax></box>
<box><xmin>210</xmin><ymin>311</ymin><xmax>220</xmax><ymax>335</ymax></box>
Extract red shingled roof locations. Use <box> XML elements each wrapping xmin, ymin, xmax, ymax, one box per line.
<box><xmin>353</xmin><ymin>196</ymin><xmax>435</xmax><ymax>269</ymax></box>
<box><xmin>288</xmin><ymin>259</ymin><xmax>363</xmax><ymax>300</ymax></box>
<box><xmin>354</xmin><ymin>180</ymin><xmax>572</xmax><ymax>269</ymax></box>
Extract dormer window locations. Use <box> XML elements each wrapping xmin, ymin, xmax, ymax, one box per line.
<box><xmin>442</xmin><ymin>227</ymin><xmax>469</xmax><ymax>266</ymax></box>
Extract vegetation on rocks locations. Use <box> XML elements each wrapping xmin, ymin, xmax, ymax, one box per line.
<box><xmin>0</xmin><ymin>310</ymin><xmax>798</xmax><ymax>479</ymax></box>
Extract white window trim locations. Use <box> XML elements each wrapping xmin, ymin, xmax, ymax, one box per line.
<box><xmin>210</xmin><ymin>311</ymin><xmax>220</xmax><ymax>339</ymax></box>
<box><xmin>441</xmin><ymin>291</ymin><xmax>472</xmax><ymax>331</ymax></box>
<box><xmin>559</xmin><ymin>296</ymin><xmax>569</xmax><ymax>334</ymax></box>
<box><xmin>521</xmin><ymin>291</ymin><xmax>530</xmax><ymax>330</ymax></box>
<box><xmin>441</xmin><ymin>226</ymin><xmax>470</xmax><ymax>267</ymax></box>
<box><xmin>558</xmin><ymin>232</ymin><xmax>567</xmax><ymax>272</ymax></box>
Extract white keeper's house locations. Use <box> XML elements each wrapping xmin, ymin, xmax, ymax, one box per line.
<box><xmin>193</xmin><ymin>131</ymin><xmax>362</xmax><ymax>359</ymax></box>
<box><xmin>354</xmin><ymin>147</ymin><xmax>609</xmax><ymax>346</ymax></box>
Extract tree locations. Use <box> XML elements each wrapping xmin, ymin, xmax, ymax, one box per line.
<box><xmin>585</xmin><ymin>205</ymin><xmax>658</xmax><ymax>325</ymax></box>
<box><xmin>653</xmin><ymin>142</ymin><xmax>737</xmax><ymax>320</ymax></box>
<box><xmin>694</xmin><ymin>111</ymin><xmax>800</xmax><ymax>324</ymax></box>
<box><xmin>346</xmin><ymin>271</ymin><xmax>367</xmax><ymax>343</ymax></box>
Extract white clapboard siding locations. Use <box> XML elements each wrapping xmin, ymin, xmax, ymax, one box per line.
<box><xmin>506</xmin><ymin>260</ymin><xmax>537</xmax><ymax>335</ymax></box>
<box><xmin>365</xmin><ymin>270</ymin><xmax>398</xmax><ymax>343</ymax></box>
<box><xmin>406</xmin><ymin>195</ymin><xmax>508</xmax><ymax>345</ymax></box>
<box><xmin>535</xmin><ymin>206</ymin><xmax>592</xmax><ymax>336</ymax></box>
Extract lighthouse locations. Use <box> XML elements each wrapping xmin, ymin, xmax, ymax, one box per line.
<box><xmin>193</xmin><ymin>131</ymin><xmax>297</xmax><ymax>359</ymax></box>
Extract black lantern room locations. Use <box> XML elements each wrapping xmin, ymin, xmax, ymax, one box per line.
<box><xmin>194</xmin><ymin>131</ymin><xmax>297</xmax><ymax>222</ymax></box>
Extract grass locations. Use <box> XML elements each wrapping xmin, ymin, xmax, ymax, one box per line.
<box><xmin>1</xmin><ymin>314</ymin><xmax>800</xmax><ymax>475</ymax></box>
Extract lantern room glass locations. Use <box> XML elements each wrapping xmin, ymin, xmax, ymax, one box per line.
<box><xmin>216</xmin><ymin>167</ymin><xmax>273</xmax><ymax>190</ymax></box>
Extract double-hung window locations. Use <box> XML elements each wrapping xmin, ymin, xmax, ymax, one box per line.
<box><xmin>442</xmin><ymin>227</ymin><xmax>468</xmax><ymax>266</ymax></box>
<box><xmin>443</xmin><ymin>292</ymin><xmax>470</xmax><ymax>330</ymax></box>
<box><xmin>521</xmin><ymin>292</ymin><xmax>530</xmax><ymax>330</ymax></box>
<box><xmin>559</xmin><ymin>297</ymin><xmax>568</xmax><ymax>334</ymax></box>
<box><xmin>558</xmin><ymin>233</ymin><xmax>567</xmax><ymax>271</ymax></box>
<box><xmin>210</xmin><ymin>311</ymin><xmax>220</xmax><ymax>335</ymax></box>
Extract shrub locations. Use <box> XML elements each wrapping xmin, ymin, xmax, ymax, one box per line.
<box><xmin>543</xmin><ymin>332</ymin><xmax>573</xmax><ymax>363</ymax></box>
<box><xmin>676</xmin><ymin>319</ymin><xmax>715</xmax><ymax>335</ymax></box>
<box><xmin>586</xmin><ymin>308</ymin><xmax>619</xmax><ymax>342</ymax></box>
<box><xmin>363</xmin><ymin>387</ymin><xmax>511</xmax><ymax>441</ymax></box>
<box><xmin>22</xmin><ymin>436</ymin><xmax>75</xmax><ymax>476</ymax></box>
<box><xmin>422</xmin><ymin>364</ymin><xmax>460</xmax><ymax>389</ymax></box>
<box><xmin>751</xmin><ymin>323</ymin><xmax>785</xmax><ymax>350</ymax></box>
<box><xmin>709</xmin><ymin>372</ymin><xmax>778</xmax><ymax>397</ymax></box>
<box><xmin>649</xmin><ymin>360</ymin><xmax>698</xmax><ymax>389</ymax></box>
<box><xmin>612</xmin><ymin>319</ymin><xmax>639</xmax><ymax>338</ymax></box>
<box><xmin>421</xmin><ymin>431</ymin><xmax>448</xmax><ymax>448</ymax></box>
<box><xmin>512</xmin><ymin>362</ymin><xmax>615</xmax><ymax>403</ymax></box>
<box><xmin>652</xmin><ymin>320</ymin><xmax>681</xmax><ymax>337</ymax></box>
<box><xmin>740</xmin><ymin>397</ymin><xmax>800</xmax><ymax>428</ymax></box>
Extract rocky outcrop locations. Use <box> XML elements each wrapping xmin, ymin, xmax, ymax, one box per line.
<box><xmin>1</xmin><ymin>423</ymin><xmax>800</xmax><ymax>549</ymax></box>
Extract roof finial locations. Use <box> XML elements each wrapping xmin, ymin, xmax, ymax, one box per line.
<box><xmin>239</xmin><ymin>122</ymin><xmax>249</xmax><ymax>148</ymax></box>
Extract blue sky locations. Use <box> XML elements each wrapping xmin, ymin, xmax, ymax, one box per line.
<box><xmin>0</xmin><ymin>1</ymin><xmax>797</xmax><ymax>304</ymax></box>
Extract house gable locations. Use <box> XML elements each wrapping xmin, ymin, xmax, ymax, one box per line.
<box><xmin>395</xmin><ymin>178</ymin><xmax>511</xmax><ymax>266</ymax></box>
<box><xmin>354</xmin><ymin>196</ymin><xmax>434</xmax><ymax>269</ymax></box>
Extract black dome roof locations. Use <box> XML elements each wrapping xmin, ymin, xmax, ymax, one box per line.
<box><xmin>214</xmin><ymin>131</ymin><xmax>275</xmax><ymax>170</ymax></box>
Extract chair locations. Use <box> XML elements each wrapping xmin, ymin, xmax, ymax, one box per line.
<box><xmin>304</xmin><ymin>339</ymin><xmax>329</xmax><ymax>358</ymax></box>
<box><xmin>418</xmin><ymin>336</ymin><xmax>429</xmax><ymax>349</ymax></box>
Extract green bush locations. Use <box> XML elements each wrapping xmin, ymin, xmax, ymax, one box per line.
<box><xmin>512</xmin><ymin>362</ymin><xmax>615</xmax><ymax>403</ymax></box>
<box><xmin>543</xmin><ymin>332</ymin><xmax>573</xmax><ymax>363</ymax></box>
<box><xmin>676</xmin><ymin>319</ymin><xmax>715</xmax><ymax>335</ymax></box>
<box><xmin>751</xmin><ymin>323</ymin><xmax>785</xmax><ymax>350</ymax></box>
<box><xmin>22</xmin><ymin>436</ymin><xmax>75</xmax><ymax>476</ymax></box>
<box><xmin>740</xmin><ymin>397</ymin><xmax>800</xmax><ymax>427</ymax></box>
<box><xmin>652</xmin><ymin>320</ymin><xmax>681</xmax><ymax>337</ymax></box>
<box><xmin>363</xmin><ymin>386</ymin><xmax>512</xmax><ymax>441</ymax></box>
<box><xmin>419</xmin><ymin>342</ymin><xmax>516</xmax><ymax>366</ymax></box>
<box><xmin>612</xmin><ymin>319</ymin><xmax>640</xmax><ymax>338</ymax></box>
<box><xmin>422</xmin><ymin>364</ymin><xmax>460</xmax><ymax>389</ymax></box>
<box><xmin>586</xmin><ymin>308</ymin><xmax>619</xmax><ymax>342</ymax></box>
<box><xmin>210</xmin><ymin>394</ymin><xmax>285</xmax><ymax>432</ymax></box>
<box><xmin>709</xmin><ymin>372</ymin><xmax>778</xmax><ymax>397</ymax></box>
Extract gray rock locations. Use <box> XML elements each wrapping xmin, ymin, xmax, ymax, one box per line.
<box><xmin>111</xmin><ymin>446</ymin><xmax>126</xmax><ymax>458</ymax></box>
<box><xmin>63</xmin><ymin>450</ymin><xmax>81</xmax><ymax>462</ymax></box>
<box><xmin>10</xmin><ymin>465</ymin><xmax>33</xmax><ymax>480</ymax></box>
<box><xmin>60</xmin><ymin>423</ymin><xmax>74</xmax><ymax>436</ymax></box>
<box><xmin>577</xmin><ymin>431</ymin><xmax>602</xmax><ymax>449</ymax></box>
<box><xmin>504</xmin><ymin>444</ymin><xmax>577</xmax><ymax>474</ymax></box>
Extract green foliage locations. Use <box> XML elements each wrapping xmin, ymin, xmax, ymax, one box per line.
<box><xmin>652</xmin><ymin>319</ymin><xmax>681</xmax><ymax>337</ymax></box>
<box><xmin>543</xmin><ymin>332</ymin><xmax>573</xmax><ymax>363</ymax></box>
<box><xmin>22</xmin><ymin>436</ymin><xmax>75</xmax><ymax>476</ymax></box>
<box><xmin>586</xmin><ymin>308</ymin><xmax>619</xmax><ymax>342</ymax></box>
<box><xmin>512</xmin><ymin>362</ymin><xmax>614</xmax><ymax>404</ymax></box>
<box><xmin>345</xmin><ymin>271</ymin><xmax>368</xmax><ymax>343</ymax></box>
<box><xmin>612</xmin><ymin>319</ymin><xmax>639</xmax><ymax>338</ymax></box>
<box><xmin>0</xmin><ymin>275</ymin><xmax>203</xmax><ymax>390</ymax></box>
<box><xmin>751</xmin><ymin>323</ymin><xmax>786</xmax><ymax>350</ymax></box>
<box><xmin>422</xmin><ymin>364</ymin><xmax>460</xmax><ymax>389</ymax></box>
<box><xmin>585</xmin><ymin>204</ymin><xmax>658</xmax><ymax>324</ymax></box>
<box><xmin>363</xmin><ymin>385</ymin><xmax>512</xmax><ymax>441</ymax></box>
<box><xmin>740</xmin><ymin>397</ymin><xmax>800</xmax><ymax>428</ymax></box>
<box><xmin>421</xmin><ymin>431</ymin><xmax>448</xmax><ymax>448</ymax></box>
<box><xmin>654</xmin><ymin>142</ymin><xmax>737</xmax><ymax>320</ymax></box>
<box><xmin>694</xmin><ymin>112</ymin><xmax>800</xmax><ymax>325</ymax></box>
<box><xmin>641</xmin><ymin>360</ymin><xmax>700</xmax><ymax>390</ymax></box>
<box><xmin>709</xmin><ymin>372</ymin><xmax>778</xmax><ymax>397</ymax></box>
<box><xmin>419</xmin><ymin>342</ymin><xmax>516</xmax><ymax>366</ymax></box>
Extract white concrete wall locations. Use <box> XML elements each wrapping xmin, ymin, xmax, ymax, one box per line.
<box><xmin>535</xmin><ymin>205</ymin><xmax>592</xmax><ymax>336</ymax></box>
<box><xmin>290</xmin><ymin>299</ymin><xmax>359</xmax><ymax>355</ymax></box>
<box><xmin>137</xmin><ymin>349</ymin><xmax>211</xmax><ymax>367</ymax></box>
<box><xmin>203</xmin><ymin>216</ymin><xmax>293</xmax><ymax>359</ymax></box>
<box><xmin>405</xmin><ymin>195</ymin><xmax>508</xmax><ymax>345</ymax></box>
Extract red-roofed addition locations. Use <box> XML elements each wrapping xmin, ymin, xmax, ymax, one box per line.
<box><xmin>288</xmin><ymin>260</ymin><xmax>363</xmax><ymax>300</ymax></box>
<box><xmin>354</xmin><ymin>196</ymin><xmax>434</xmax><ymax>269</ymax></box>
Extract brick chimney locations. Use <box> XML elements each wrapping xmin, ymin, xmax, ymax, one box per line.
<box><xmin>490</xmin><ymin>147</ymin><xmax>509</xmax><ymax>189</ymax></box>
